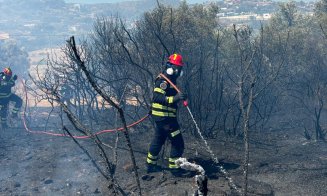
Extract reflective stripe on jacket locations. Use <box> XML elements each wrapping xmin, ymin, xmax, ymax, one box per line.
<box><xmin>151</xmin><ymin>75</ymin><xmax>178</xmax><ymax>120</ymax></box>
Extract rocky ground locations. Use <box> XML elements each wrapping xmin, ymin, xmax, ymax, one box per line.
<box><xmin>1</xmin><ymin>109</ymin><xmax>327</xmax><ymax>196</ymax></box>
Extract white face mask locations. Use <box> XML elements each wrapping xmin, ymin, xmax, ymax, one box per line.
<box><xmin>166</xmin><ymin>68</ymin><xmax>174</xmax><ymax>75</ymax></box>
<box><xmin>166</xmin><ymin>68</ymin><xmax>183</xmax><ymax>77</ymax></box>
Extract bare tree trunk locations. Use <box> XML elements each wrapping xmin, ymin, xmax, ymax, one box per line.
<box><xmin>233</xmin><ymin>24</ymin><xmax>257</xmax><ymax>196</ymax></box>
<box><xmin>67</xmin><ymin>36</ymin><xmax>142</xmax><ymax>196</ymax></box>
<box><xmin>238</xmin><ymin>80</ymin><xmax>255</xmax><ymax>196</ymax></box>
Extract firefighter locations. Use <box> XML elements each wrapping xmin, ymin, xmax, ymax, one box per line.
<box><xmin>146</xmin><ymin>53</ymin><xmax>190</xmax><ymax>177</ymax></box>
<box><xmin>0</xmin><ymin>67</ymin><xmax>22</xmax><ymax>128</ymax></box>
<box><xmin>60</xmin><ymin>81</ymin><xmax>73</xmax><ymax>107</ymax></box>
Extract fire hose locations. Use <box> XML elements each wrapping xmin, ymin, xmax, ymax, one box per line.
<box><xmin>159</xmin><ymin>73</ymin><xmax>241</xmax><ymax>194</ymax></box>
<box><xmin>20</xmin><ymin>80</ymin><xmax>149</xmax><ymax>139</ymax></box>
<box><xmin>20</xmin><ymin>74</ymin><xmax>240</xmax><ymax>193</ymax></box>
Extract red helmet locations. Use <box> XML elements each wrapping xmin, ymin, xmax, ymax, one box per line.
<box><xmin>168</xmin><ymin>53</ymin><xmax>183</xmax><ymax>66</ymax></box>
<box><xmin>3</xmin><ymin>67</ymin><xmax>12</xmax><ymax>76</ymax></box>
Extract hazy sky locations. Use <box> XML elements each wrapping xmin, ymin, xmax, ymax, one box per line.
<box><xmin>65</xmin><ymin>0</ymin><xmax>317</xmax><ymax>3</ymax></box>
<box><xmin>64</xmin><ymin>0</ymin><xmax>211</xmax><ymax>3</ymax></box>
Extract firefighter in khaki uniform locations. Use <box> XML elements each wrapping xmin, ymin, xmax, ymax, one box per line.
<box><xmin>0</xmin><ymin>67</ymin><xmax>22</xmax><ymax>128</ymax></box>
<box><xmin>146</xmin><ymin>54</ymin><xmax>191</xmax><ymax>177</ymax></box>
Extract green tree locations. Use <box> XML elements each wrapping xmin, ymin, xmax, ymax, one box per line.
<box><xmin>271</xmin><ymin>1</ymin><xmax>299</xmax><ymax>28</ymax></box>
<box><xmin>265</xmin><ymin>0</ymin><xmax>327</xmax><ymax>141</ymax></box>
<box><xmin>315</xmin><ymin>0</ymin><xmax>327</xmax><ymax>37</ymax></box>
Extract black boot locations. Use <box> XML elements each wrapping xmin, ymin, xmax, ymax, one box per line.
<box><xmin>146</xmin><ymin>163</ymin><xmax>162</xmax><ymax>173</ymax></box>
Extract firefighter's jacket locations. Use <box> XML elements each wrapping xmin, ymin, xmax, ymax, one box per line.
<box><xmin>151</xmin><ymin>74</ymin><xmax>178</xmax><ymax>122</ymax></box>
<box><xmin>0</xmin><ymin>73</ymin><xmax>16</xmax><ymax>98</ymax></box>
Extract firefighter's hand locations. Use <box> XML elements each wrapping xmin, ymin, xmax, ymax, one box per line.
<box><xmin>173</xmin><ymin>92</ymin><xmax>188</xmax><ymax>103</ymax></box>
<box><xmin>13</xmin><ymin>75</ymin><xmax>18</xmax><ymax>80</ymax></box>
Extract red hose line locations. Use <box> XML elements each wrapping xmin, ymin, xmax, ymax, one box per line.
<box><xmin>159</xmin><ymin>73</ymin><xmax>188</xmax><ymax>107</ymax></box>
<box><xmin>20</xmin><ymin>80</ymin><xmax>149</xmax><ymax>139</ymax></box>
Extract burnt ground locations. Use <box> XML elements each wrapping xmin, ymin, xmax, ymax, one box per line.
<box><xmin>1</xmin><ymin>109</ymin><xmax>327</xmax><ymax>196</ymax></box>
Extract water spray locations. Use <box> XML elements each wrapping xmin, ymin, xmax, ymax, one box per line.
<box><xmin>159</xmin><ymin>73</ymin><xmax>241</xmax><ymax>194</ymax></box>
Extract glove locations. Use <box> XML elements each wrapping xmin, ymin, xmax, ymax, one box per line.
<box><xmin>173</xmin><ymin>92</ymin><xmax>188</xmax><ymax>103</ymax></box>
<box><xmin>13</xmin><ymin>75</ymin><xmax>18</xmax><ymax>80</ymax></box>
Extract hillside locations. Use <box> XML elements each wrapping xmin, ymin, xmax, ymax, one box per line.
<box><xmin>0</xmin><ymin>0</ymin><xmax>178</xmax><ymax>51</ymax></box>
<box><xmin>0</xmin><ymin>0</ymin><xmax>316</xmax><ymax>51</ymax></box>
<box><xmin>65</xmin><ymin>0</ymin><xmax>318</xmax><ymax>3</ymax></box>
<box><xmin>1</xmin><ymin>109</ymin><xmax>327</xmax><ymax>195</ymax></box>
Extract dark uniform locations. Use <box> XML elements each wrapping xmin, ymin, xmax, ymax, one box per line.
<box><xmin>147</xmin><ymin>74</ymin><xmax>185</xmax><ymax>171</ymax></box>
<box><xmin>0</xmin><ymin>71</ymin><xmax>22</xmax><ymax>128</ymax></box>
<box><xmin>60</xmin><ymin>82</ymin><xmax>73</xmax><ymax>106</ymax></box>
<box><xmin>146</xmin><ymin>53</ymin><xmax>190</xmax><ymax>177</ymax></box>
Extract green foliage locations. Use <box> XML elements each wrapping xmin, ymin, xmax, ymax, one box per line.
<box><xmin>65</xmin><ymin>2</ymin><xmax>289</xmax><ymax>136</ymax></box>
<box><xmin>270</xmin><ymin>1</ymin><xmax>300</xmax><ymax>28</ymax></box>
<box><xmin>41</xmin><ymin>0</ymin><xmax>327</xmax><ymax>139</ymax></box>
<box><xmin>315</xmin><ymin>0</ymin><xmax>327</xmax><ymax>37</ymax></box>
<box><xmin>314</xmin><ymin>0</ymin><xmax>327</xmax><ymax>16</ymax></box>
<box><xmin>260</xmin><ymin>0</ymin><xmax>327</xmax><ymax>140</ymax></box>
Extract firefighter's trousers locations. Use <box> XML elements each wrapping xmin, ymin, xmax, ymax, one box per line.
<box><xmin>148</xmin><ymin>118</ymin><xmax>184</xmax><ymax>168</ymax></box>
<box><xmin>0</xmin><ymin>93</ymin><xmax>23</xmax><ymax>124</ymax></box>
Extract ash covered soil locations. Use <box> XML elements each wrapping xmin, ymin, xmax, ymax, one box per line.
<box><xmin>1</xmin><ymin>112</ymin><xmax>327</xmax><ymax>195</ymax></box>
